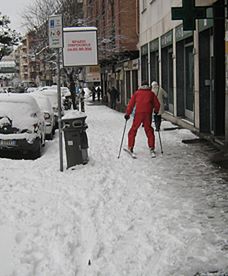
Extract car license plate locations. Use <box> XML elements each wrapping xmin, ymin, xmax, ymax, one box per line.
<box><xmin>0</xmin><ymin>140</ymin><xmax>16</xmax><ymax>146</ymax></box>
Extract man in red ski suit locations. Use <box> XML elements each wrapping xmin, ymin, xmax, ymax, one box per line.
<box><xmin>124</xmin><ymin>81</ymin><xmax>160</xmax><ymax>156</ymax></box>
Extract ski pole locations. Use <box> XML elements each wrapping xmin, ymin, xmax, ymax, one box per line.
<box><xmin>117</xmin><ymin>119</ymin><xmax>127</xmax><ymax>158</ymax></box>
<box><xmin>154</xmin><ymin>113</ymin><xmax>163</xmax><ymax>154</ymax></box>
<box><xmin>158</xmin><ymin>130</ymin><xmax>163</xmax><ymax>154</ymax></box>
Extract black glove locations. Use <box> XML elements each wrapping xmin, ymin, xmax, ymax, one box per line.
<box><xmin>124</xmin><ymin>114</ymin><xmax>130</xmax><ymax>120</ymax></box>
<box><xmin>154</xmin><ymin>113</ymin><xmax>161</xmax><ymax>131</ymax></box>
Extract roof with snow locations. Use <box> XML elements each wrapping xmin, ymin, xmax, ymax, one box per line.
<box><xmin>0</xmin><ymin>61</ymin><xmax>16</xmax><ymax>67</ymax></box>
<box><xmin>0</xmin><ymin>93</ymin><xmax>39</xmax><ymax>108</ymax></box>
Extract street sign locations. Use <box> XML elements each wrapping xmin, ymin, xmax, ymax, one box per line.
<box><xmin>172</xmin><ymin>0</ymin><xmax>207</xmax><ymax>30</ymax></box>
<box><xmin>48</xmin><ymin>14</ymin><xmax>64</xmax><ymax>171</ymax></box>
<box><xmin>48</xmin><ymin>15</ymin><xmax>63</xmax><ymax>48</ymax></box>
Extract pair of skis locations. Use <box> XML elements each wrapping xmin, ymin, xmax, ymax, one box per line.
<box><xmin>123</xmin><ymin>148</ymin><xmax>137</xmax><ymax>159</ymax></box>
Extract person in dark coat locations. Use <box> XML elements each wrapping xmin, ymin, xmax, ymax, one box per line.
<box><xmin>109</xmin><ymin>86</ymin><xmax>119</xmax><ymax>109</ymax></box>
<box><xmin>92</xmin><ymin>86</ymin><xmax>96</xmax><ymax>101</ymax></box>
<box><xmin>80</xmin><ymin>86</ymin><xmax>85</xmax><ymax>112</ymax></box>
<box><xmin>69</xmin><ymin>79</ymin><xmax>77</xmax><ymax>110</ymax></box>
<box><xmin>124</xmin><ymin>81</ymin><xmax>160</xmax><ymax>157</ymax></box>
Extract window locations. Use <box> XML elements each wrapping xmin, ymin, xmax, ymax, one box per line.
<box><xmin>141</xmin><ymin>44</ymin><xmax>149</xmax><ymax>82</ymax></box>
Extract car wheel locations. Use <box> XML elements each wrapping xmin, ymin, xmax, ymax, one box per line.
<box><xmin>42</xmin><ymin>134</ymin><xmax>45</xmax><ymax>147</ymax></box>
<box><xmin>32</xmin><ymin>139</ymin><xmax>41</xmax><ymax>159</ymax></box>
<box><xmin>52</xmin><ymin>127</ymin><xmax>55</xmax><ymax>135</ymax></box>
<box><xmin>46</xmin><ymin>131</ymin><xmax>53</xmax><ymax>140</ymax></box>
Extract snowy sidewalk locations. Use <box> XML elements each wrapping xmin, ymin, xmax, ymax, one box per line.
<box><xmin>0</xmin><ymin>101</ymin><xmax>227</xmax><ymax>276</ymax></box>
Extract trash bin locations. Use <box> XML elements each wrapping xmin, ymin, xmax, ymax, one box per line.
<box><xmin>62</xmin><ymin>111</ymin><xmax>89</xmax><ymax>168</ymax></box>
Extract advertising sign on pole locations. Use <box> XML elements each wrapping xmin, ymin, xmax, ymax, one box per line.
<box><xmin>63</xmin><ymin>27</ymin><xmax>98</xmax><ymax>67</ymax></box>
<box><xmin>48</xmin><ymin>15</ymin><xmax>63</xmax><ymax>48</ymax></box>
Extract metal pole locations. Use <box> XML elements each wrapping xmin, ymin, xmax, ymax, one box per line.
<box><xmin>225</xmin><ymin>17</ymin><xmax>228</xmax><ymax>145</ymax></box>
<box><xmin>117</xmin><ymin>120</ymin><xmax>127</xmax><ymax>159</ymax></box>
<box><xmin>158</xmin><ymin>130</ymin><xmax>163</xmax><ymax>154</ymax></box>
<box><xmin>57</xmin><ymin>48</ymin><xmax>64</xmax><ymax>171</ymax></box>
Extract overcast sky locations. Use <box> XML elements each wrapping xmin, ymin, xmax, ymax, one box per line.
<box><xmin>1</xmin><ymin>0</ymin><xmax>33</xmax><ymax>34</ymax></box>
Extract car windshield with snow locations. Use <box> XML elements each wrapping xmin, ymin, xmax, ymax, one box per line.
<box><xmin>0</xmin><ymin>93</ymin><xmax>45</xmax><ymax>159</ymax></box>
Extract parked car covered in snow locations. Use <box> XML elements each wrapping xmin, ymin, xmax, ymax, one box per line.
<box><xmin>31</xmin><ymin>93</ymin><xmax>55</xmax><ymax>140</ymax></box>
<box><xmin>40</xmin><ymin>89</ymin><xmax>64</xmax><ymax>129</ymax></box>
<box><xmin>0</xmin><ymin>93</ymin><xmax>45</xmax><ymax>159</ymax></box>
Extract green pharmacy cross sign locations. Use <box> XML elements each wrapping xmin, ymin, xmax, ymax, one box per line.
<box><xmin>172</xmin><ymin>0</ymin><xmax>207</xmax><ymax>31</ymax></box>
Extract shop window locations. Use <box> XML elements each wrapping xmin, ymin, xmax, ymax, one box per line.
<box><xmin>162</xmin><ymin>46</ymin><xmax>173</xmax><ymax>112</ymax></box>
<box><xmin>184</xmin><ymin>44</ymin><xmax>194</xmax><ymax>120</ymax></box>
<box><xmin>150</xmin><ymin>51</ymin><xmax>159</xmax><ymax>83</ymax></box>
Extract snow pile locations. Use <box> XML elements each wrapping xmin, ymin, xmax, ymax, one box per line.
<box><xmin>0</xmin><ymin>101</ymin><xmax>227</xmax><ymax>276</ymax></box>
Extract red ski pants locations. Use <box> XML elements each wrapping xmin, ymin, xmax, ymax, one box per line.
<box><xmin>128</xmin><ymin>112</ymin><xmax>155</xmax><ymax>149</ymax></box>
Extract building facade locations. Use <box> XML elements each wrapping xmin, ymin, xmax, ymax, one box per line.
<box><xmin>83</xmin><ymin>0</ymin><xmax>139</xmax><ymax>111</ymax></box>
<box><xmin>0</xmin><ymin>57</ymin><xmax>16</xmax><ymax>88</ymax></box>
<box><xmin>140</xmin><ymin>0</ymin><xmax>228</xmax><ymax>145</ymax></box>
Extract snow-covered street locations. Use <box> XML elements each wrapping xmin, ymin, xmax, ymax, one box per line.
<box><xmin>0</xmin><ymin>100</ymin><xmax>228</xmax><ymax>276</ymax></box>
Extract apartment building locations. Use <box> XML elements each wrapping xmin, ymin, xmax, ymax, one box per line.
<box><xmin>0</xmin><ymin>55</ymin><xmax>16</xmax><ymax>88</ymax></box>
<box><xmin>139</xmin><ymin>0</ymin><xmax>228</xmax><ymax>145</ymax></box>
<box><xmin>83</xmin><ymin>0</ymin><xmax>139</xmax><ymax>110</ymax></box>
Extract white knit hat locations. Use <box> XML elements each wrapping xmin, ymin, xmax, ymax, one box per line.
<box><xmin>151</xmin><ymin>81</ymin><xmax>158</xmax><ymax>87</ymax></box>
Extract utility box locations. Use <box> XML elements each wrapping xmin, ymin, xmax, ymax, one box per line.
<box><xmin>62</xmin><ymin>111</ymin><xmax>89</xmax><ymax>168</ymax></box>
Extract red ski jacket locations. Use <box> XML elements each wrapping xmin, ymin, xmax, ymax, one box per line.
<box><xmin>126</xmin><ymin>87</ymin><xmax>160</xmax><ymax>116</ymax></box>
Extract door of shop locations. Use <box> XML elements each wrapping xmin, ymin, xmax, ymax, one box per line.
<box><xmin>209</xmin><ymin>35</ymin><xmax>215</xmax><ymax>134</ymax></box>
<box><xmin>184</xmin><ymin>44</ymin><xmax>194</xmax><ymax>121</ymax></box>
<box><xmin>162</xmin><ymin>46</ymin><xmax>173</xmax><ymax>113</ymax></box>
<box><xmin>199</xmin><ymin>29</ymin><xmax>214</xmax><ymax>134</ymax></box>
<box><xmin>150</xmin><ymin>51</ymin><xmax>159</xmax><ymax>84</ymax></box>
<box><xmin>168</xmin><ymin>48</ymin><xmax>174</xmax><ymax>113</ymax></box>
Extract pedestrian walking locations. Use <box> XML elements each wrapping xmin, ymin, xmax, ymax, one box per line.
<box><xmin>151</xmin><ymin>81</ymin><xmax>168</xmax><ymax>131</ymax></box>
<box><xmin>96</xmin><ymin>86</ymin><xmax>101</xmax><ymax>101</ymax></box>
<box><xmin>92</xmin><ymin>86</ymin><xmax>96</xmax><ymax>102</ymax></box>
<box><xmin>80</xmin><ymin>86</ymin><xmax>85</xmax><ymax>112</ymax></box>
<box><xmin>124</xmin><ymin>81</ymin><xmax>160</xmax><ymax>158</ymax></box>
<box><xmin>109</xmin><ymin>86</ymin><xmax>119</xmax><ymax>109</ymax></box>
<box><xmin>69</xmin><ymin>79</ymin><xmax>77</xmax><ymax>110</ymax></box>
